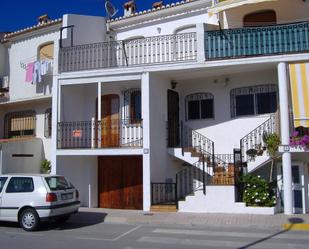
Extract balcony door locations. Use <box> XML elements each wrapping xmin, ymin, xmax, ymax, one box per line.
<box><xmin>167</xmin><ymin>89</ymin><xmax>180</xmax><ymax>147</ymax></box>
<box><xmin>101</xmin><ymin>94</ymin><xmax>120</xmax><ymax>147</ymax></box>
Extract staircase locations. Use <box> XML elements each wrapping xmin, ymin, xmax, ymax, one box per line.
<box><xmin>240</xmin><ymin>114</ymin><xmax>278</xmax><ymax>173</ymax></box>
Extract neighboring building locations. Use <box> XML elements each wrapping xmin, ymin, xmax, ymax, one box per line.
<box><xmin>0</xmin><ymin>16</ymin><xmax>61</xmax><ymax>174</ymax></box>
<box><xmin>1</xmin><ymin>0</ymin><xmax>309</xmax><ymax>215</ymax></box>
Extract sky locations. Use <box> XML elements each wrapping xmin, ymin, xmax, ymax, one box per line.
<box><xmin>0</xmin><ymin>0</ymin><xmax>176</xmax><ymax>32</ymax></box>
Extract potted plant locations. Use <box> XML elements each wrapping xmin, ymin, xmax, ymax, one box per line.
<box><xmin>40</xmin><ymin>159</ymin><xmax>51</xmax><ymax>174</ymax></box>
<box><xmin>246</xmin><ymin>148</ymin><xmax>257</xmax><ymax>160</ymax></box>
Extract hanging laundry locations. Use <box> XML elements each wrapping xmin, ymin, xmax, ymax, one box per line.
<box><xmin>40</xmin><ymin>59</ymin><xmax>51</xmax><ymax>76</ymax></box>
<box><xmin>25</xmin><ymin>62</ymin><xmax>35</xmax><ymax>82</ymax></box>
<box><xmin>33</xmin><ymin>61</ymin><xmax>42</xmax><ymax>84</ymax></box>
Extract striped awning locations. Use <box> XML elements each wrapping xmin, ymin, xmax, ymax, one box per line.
<box><xmin>208</xmin><ymin>0</ymin><xmax>277</xmax><ymax>14</ymax></box>
<box><xmin>289</xmin><ymin>62</ymin><xmax>309</xmax><ymax>128</ymax></box>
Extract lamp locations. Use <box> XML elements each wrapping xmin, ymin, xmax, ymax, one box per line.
<box><xmin>171</xmin><ymin>81</ymin><xmax>178</xmax><ymax>89</ymax></box>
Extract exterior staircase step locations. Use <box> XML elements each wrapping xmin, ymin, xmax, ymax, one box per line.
<box><xmin>150</xmin><ymin>205</ymin><xmax>178</xmax><ymax>212</ymax></box>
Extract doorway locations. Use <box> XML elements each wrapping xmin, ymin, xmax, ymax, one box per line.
<box><xmin>167</xmin><ymin>89</ymin><xmax>180</xmax><ymax>147</ymax></box>
<box><xmin>243</xmin><ymin>10</ymin><xmax>277</xmax><ymax>27</ymax></box>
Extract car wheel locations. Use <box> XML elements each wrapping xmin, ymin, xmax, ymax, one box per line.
<box><xmin>19</xmin><ymin>208</ymin><xmax>40</xmax><ymax>231</ymax></box>
<box><xmin>55</xmin><ymin>215</ymin><xmax>70</xmax><ymax>223</ymax></box>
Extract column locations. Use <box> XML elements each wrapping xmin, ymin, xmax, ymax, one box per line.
<box><xmin>142</xmin><ymin>72</ymin><xmax>151</xmax><ymax>211</ymax></box>
<box><xmin>278</xmin><ymin>62</ymin><xmax>293</xmax><ymax>215</ymax></box>
<box><xmin>51</xmin><ymin>78</ymin><xmax>60</xmax><ymax>174</ymax></box>
<box><xmin>196</xmin><ymin>23</ymin><xmax>206</xmax><ymax>63</ymax></box>
<box><xmin>97</xmin><ymin>82</ymin><xmax>102</xmax><ymax>148</ymax></box>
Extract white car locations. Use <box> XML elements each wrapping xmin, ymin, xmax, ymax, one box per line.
<box><xmin>0</xmin><ymin>174</ymin><xmax>80</xmax><ymax>231</ymax></box>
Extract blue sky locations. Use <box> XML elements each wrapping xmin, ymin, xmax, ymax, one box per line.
<box><xmin>0</xmin><ymin>0</ymin><xmax>176</xmax><ymax>32</ymax></box>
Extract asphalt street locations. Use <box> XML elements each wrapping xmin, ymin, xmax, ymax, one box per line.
<box><xmin>0</xmin><ymin>213</ymin><xmax>308</xmax><ymax>249</ymax></box>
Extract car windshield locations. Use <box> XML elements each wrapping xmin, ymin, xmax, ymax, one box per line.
<box><xmin>45</xmin><ymin>176</ymin><xmax>73</xmax><ymax>191</ymax></box>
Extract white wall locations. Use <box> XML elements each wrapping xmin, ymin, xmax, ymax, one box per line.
<box><xmin>0</xmin><ymin>100</ymin><xmax>52</xmax><ymax>161</ymax></box>
<box><xmin>149</xmin><ymin>74</ymin><xmax>182</xmax><ymax>182</ymax></box>
<box><xmin>116</xmin><ymin>12</ymin><xmax>211</xmax><ymax>40</ymax></box>
<box><xmin>0</xmin><ymin>138</ymin><xmax>43</xmax><ymax>174</ymax></box>
<box><xmin>222</xmin><ymin>0</ymin><xmax>309</xmax><ymax>29</ymax></box>
<box><xmin>56</xmin><ymin>155</ymin><xmax>98</xmax><ymax>207</ymax></box>
<box><xmin>178</xmin><ymin>69</ymin><xmax>278</xmax><ymax>154</ymax></box>
<box><xmin>62</xmin><ymin>14</ymin><xmax>107</xmax><ymax>47</ymax></box>
<box><xmin>8</xmin><ymin>29</ymin><xmax>60</xmax><ymax>100</ymax></box>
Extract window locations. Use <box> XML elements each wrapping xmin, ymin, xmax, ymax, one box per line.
<box><xmin>185</xmin><ymin>93</ymin><xmax>214</xmax><ymax>120</ymax></box>
<box><xmin>44</xmin><ymin>108</ymin><xmax>52</xmax><ymax>138</ymax></box>
<box><xmin>39</xmin><ymin>42</ymin><xmax>54</xmax><ymax>60</ymax></box>
<box><xmin>6</xmin><ymin>177</ymin><xmax>34</xmax><ymax>193</ymax></box>
<box><xmin>243</xmin><ymin>10</ymin><xmax>277</xmax><ymax>27</ymax></box>
<box><xmin>0</xmin><ymin>177</ymin><xmax>8</xmax><ymax>192</ymax></box>
<box><xmin>123</xmin><ymin>88</ymin><xmax>142</xmax><ymax>123</ymax></box>
<box><xmin>230</xmin><ymin>85</ymin><xmax>277</xmax><ymax>118</ymax></box>
<box><xmin>4</xmin><ymin>110</ymin><xmax>36</xmax><ymax>138</ymax></box>
<box><xmin>130</xmin><ymin>90</ymin><xmax>141</xmax><ymax>122</ymax></box>
<box><xmin>45</xmin><ymin>176</ymin><xmax>73</xmax><ymax>191</ymax></box>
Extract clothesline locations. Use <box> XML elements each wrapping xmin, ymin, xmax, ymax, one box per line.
<box><xmin>20</xmin><ymin>53</ymin><xmax>53</xmax><ymax>70</ymax></box>
<box><xmin>25</xmin><ymin>59</ymin><xmax>53</xmax><ymax>84</ymax></box>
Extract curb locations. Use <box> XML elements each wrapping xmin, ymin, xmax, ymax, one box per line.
<box><xmin>282</xmin><ymin>224</ymin><xmax>309</xmax><ymax>231</ymax></box>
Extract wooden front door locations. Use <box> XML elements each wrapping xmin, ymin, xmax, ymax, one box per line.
<box><xmin>102</xmin><ymin>94</ymin><xmax>120</xmax><ymax>147</ymax></box>
<box><xmin>167</xmin><ymin>89</ymin><xmax>180</xmax><ymax>147</ymax></box>
<box><xmin>98</xmin><ymin>156</ymin><xmax>143</xmax><ymax>210</ymax></box>
<box><xmin>243</xmin><ymin>10</ymin><xmax>277</xmax><ymax>27</ymax></box>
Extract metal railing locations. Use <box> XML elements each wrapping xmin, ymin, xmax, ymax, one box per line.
<box><xmin>59</xmin><ymin>32</ymin><xmax>197</xmax><ymax>72</ymax></box>
<box><xmin>151</xmin><ymin>182</ymin><xmax>178</xmax><ymax>206</ymax></box>
<box><xmin>240</xmin><ymin>115</ymin><xmax>276</xmax><ymax>163</ymax></box>
<box><xmin>205</xmin><ymin>21</ymin><xmax>309</xmax><ymax>60</ymax></box>
<box><xmin>57</xmin><ymin>119</ymin><xmax>143</xmax><ymax>149</ymax></box>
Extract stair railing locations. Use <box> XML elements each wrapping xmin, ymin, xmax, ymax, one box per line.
<box><xmin>240</xmin><ymin>115</ymin><xmax>276</xmax><ymax>163</ymax></box>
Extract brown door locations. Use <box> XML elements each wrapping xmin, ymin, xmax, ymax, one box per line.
<box><xmin>98</xmin><ymin>156</ymin><xmax>143</xmax><ymax>210</ymax></box>
<box><xmin>243</xmin><ymin>10</ymin><xmax>277</xmax><ymax>27</ymax></box>
<box><xmin>167</xmin><ymin>89</ymin><xmax>180</xmax><ymax>147</ymax></box>
<box><xmin>102</xmin><ymin>94</ymin><xmax>120</xmax><ymax>147</ymax></box>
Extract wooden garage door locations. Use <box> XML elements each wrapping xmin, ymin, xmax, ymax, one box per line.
<box><xmin>98</xmin><ymin>156</ymin><xmax>143</xmax><ymax>210</ymax></box>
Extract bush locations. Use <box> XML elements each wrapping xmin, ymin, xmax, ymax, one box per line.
<box><xmin>241</xmin><ymin>174</ymin><xmax>276</xmax><ymax>207</ymax></box>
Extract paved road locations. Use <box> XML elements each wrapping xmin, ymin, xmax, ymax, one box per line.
<box><xmin>0</xmin><ymin>213</ymin><xmax>308</xmax><ymax>249</ymax></box>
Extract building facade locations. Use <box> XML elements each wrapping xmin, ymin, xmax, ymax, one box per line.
<box><xmin>1</xmin><ymin>0</ymin><xmax>309</xmax><ymax>214</ymax></box>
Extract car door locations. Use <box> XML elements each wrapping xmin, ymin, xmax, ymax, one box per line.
<box><xmin>1</xmin><ymin>177</ymin><xmax>35</xmax><ymax>220</ymax></box>
<box><xmin>0</xmin><ymin>177</ymin><xmax>9</xmax><ymax>218</ymax></box>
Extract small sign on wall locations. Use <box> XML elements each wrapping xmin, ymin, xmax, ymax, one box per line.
<box><xmin>72</xmin><ymin>130</ymin><xmax>82</xmax><ymax>138</ymax></box>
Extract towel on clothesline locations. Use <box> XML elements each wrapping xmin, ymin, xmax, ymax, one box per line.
<box><xmin>25</xmin><ymin>62</ymin><xmax>35</xmax><ymax>82</ymax></box>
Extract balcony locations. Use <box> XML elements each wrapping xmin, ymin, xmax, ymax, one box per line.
<box><xmin>58</xmin><ymin>32</ymin><xmax>197</xmax><ymax>73</ymax></box>
<box><xmin>57</xmin><ymin>119</ymin><xmax>143</xmax><ymax>149</ymax></box>
<box><xmin>205</xmin><ymin>21</ymin><xmax>309</xmax><ymax>60</ymax></box>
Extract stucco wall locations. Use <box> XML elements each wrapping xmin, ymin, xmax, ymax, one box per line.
<box><xmin>56</xmin><ymin>155</ymin><xmax>98</xmax><ymax>207</ymax></box>
<box><xmin>0</xmin><ymin>138</ymin><xmax>43</xmax><ymax>174</ymax></box>
<box><xmin>149</xmin><ymin>74</ymin><xmax>182</xmax><ymax>182</ymax></box>
<box><xmin>0</xmin><ymin>100</ymin><xmax>52</xmax><ymax>160</ymax></box>
<box><xmin>8</xmin><ymin>29</ymin><xmax>59</xmax><ymax>100</ymax></box>
<box><xmin>177</xmin><ymin>69</ymin><xmax>278</xmax><ymax>154</ymax></box>
<box><xmin>222</xmin><ymin>0</ymin><xmax>309</xmax><ymax>29</ymax></box>
<box><xmin>62</xmin><ymin>14</ymin><xmax>107</xmax><ymax>47</ymax></box>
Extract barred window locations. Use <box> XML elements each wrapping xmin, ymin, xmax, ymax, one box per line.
<box><xmin>44</xmin><ymin>108</ymin><xmax>52</xmax><ymax>138</ymax></box>
<box><xmin>230</xmin><ymin>84</ymin><xmax>278</xmax><ymax>118</ymax></box>
<box><xmin>123</xmin><ymin>88</ymin><xmax>142</xmax><ymax>123</ymax></box>
<box><xmin>4</xmin><ymin>110</ymin><xmax>36</xmax><ymax>139</ymax></box>
<box><xmin>185</xmin><ymin>93</ymin><xmax>214</xmax><ymax>120</ymax></box>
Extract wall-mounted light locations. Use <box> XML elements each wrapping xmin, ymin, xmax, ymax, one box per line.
<box><xmin>171</xmin><ymin>81</ymin><xmax>178</xmax><ymax>89</ymax></box>
<box><xmin>157</xmin><ymin>27</ymin><xmax>162</xmax><ymax>34</ymax></box>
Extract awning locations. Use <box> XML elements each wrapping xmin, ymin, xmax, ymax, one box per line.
<box><xmin>208</xmin><ymin>0</ymin><xmax>277</xmax><ymax>14</ymax></box>
<box><xmin>289</xmin><ymin>62</ymin><xmax>309</xmax><ymax>128</ymax></box>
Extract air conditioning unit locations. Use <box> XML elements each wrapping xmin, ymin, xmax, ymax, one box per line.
<box><xmin>0</xmin><ymin>76</ymin><xmax>9</xmax><ymax>90</ymax></box>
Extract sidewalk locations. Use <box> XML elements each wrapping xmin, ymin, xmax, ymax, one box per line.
<box><xmin>75</xmin><ymin>207</ymin><xmax>309</xmax><ymax>230</ymax></box>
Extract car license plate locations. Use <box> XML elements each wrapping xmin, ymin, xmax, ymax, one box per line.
<box><xmin>61</xmin><ymin>193</ymin><xmax>73</xmax><ymax>200</ymax></box>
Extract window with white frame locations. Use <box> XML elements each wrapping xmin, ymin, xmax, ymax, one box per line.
<box><xmin>230</xmin><ymin>84</ymin><xmax>278</xmax><ymax>118</ymax></box>
<box><xmin>4</xmin><ymin>110</ymin><xmax>36</xmax><ymax>138</ymax></box>
<box><xmin>44</xmin><ymin>108</ymin><xmax>52</xmax><ymax>138</ymax></box>
<box><xmin>185</xmin><ymin>93</ymin><xmax>214</xmax><ymax>120</ymax></box>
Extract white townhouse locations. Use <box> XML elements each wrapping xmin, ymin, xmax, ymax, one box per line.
<box><xmin>0</xmin><ymin>16</ymin><xmax>61</xmax><ymax>174</ymax></box>
<box><xmin>1</xmin><ymin>0</ymin><xmax>309</xmax><ymax>215</ymax></box>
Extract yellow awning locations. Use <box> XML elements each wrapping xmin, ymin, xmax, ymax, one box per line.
<box><xmin>208</xmin><ymin>0</ymin><xmax>277</xmax><ymax>14</ymax></box>
<box><xmin>289</xmin><ymin>62</ymin><xmax>309</xmax><ymax>128</ymax></box>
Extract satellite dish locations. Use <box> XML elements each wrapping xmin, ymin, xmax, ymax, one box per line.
<box><xmin>105</xmin><ymin>0</ymin><xmax>118</xmax><ymax>19</ymax></box>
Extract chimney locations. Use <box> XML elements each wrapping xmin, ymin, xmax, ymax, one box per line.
<box><xmin>38</xmin><ymin>14</ymin><xmax>51</xmax><ymax>24</ymax></box>
<box><xmin>152</xmin><ymin>1</ymin><xmax>163</xmax><ymax>9</ymax></box>
<box><xmin>123</xmin><ymin>1</ymin><xmax>136</xmax><ymax>17</ymax></box>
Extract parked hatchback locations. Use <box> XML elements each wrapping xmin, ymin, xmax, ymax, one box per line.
<box><xmin>0</xmin><ymin>174</ymin><xmax>80</xmax><ymax>231</ymax></box>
